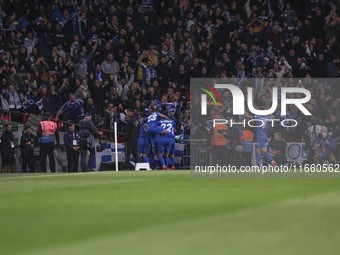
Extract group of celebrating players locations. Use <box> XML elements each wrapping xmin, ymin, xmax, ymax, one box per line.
<box><xmin>137</xmin><ymin>110</ymin><xmax>182</xmax><ymax>170</ymax></box>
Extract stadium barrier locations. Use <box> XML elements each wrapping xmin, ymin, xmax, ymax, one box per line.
<box><xmin>1</xmin><ymin>110</ymin><xmax>339</xmax><ymax>171</ymax></box>
<box><xmin>189</xmin><ymin>139</ymin><xmax>340</xmax><ymax>168</ymax></box>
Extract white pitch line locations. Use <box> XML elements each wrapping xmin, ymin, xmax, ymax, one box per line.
<box><xmin>0</xmin><ymin>171</ymin><xmax>107</xmax><ymax>180</ymax></box>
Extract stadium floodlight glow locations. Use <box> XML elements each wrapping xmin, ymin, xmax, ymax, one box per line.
<box><xmin>201</xmin><ymin>84</ymin><xmax>312</xmax><ymax>116</ymax></box>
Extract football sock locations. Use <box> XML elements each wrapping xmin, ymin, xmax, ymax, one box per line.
<box><xmin>150</xmin><ymin>156</ymin><xmax>156</xmax><ymax>169</ymax></box>
<box><xmin>165</xmin><ymin>157</ymin><xmax>171</xmax><ymax>167</ymax></box>
<box><xmin>143</xmin><ymin>156</ymin><xmax>149</xmax><ymax>163</ymax></box>
<box><xmin>256</xmin><ymin>153</ymin><xmax>261</xmax><ymax>166</ymax></box>
<box><xmin>155</xmin><ymin>155</ymin><xmax>160</xmax><ymax>169</ymax></box>
<box><xmin>159</xmin><ymin>155</ymin><xmax>165</xmax><ymax>167</ymax></box>
<box><xmin>264</xmin><ymin>151</ymin><xmax>274</xmax><ymax>162</ymax></box>
<box><xmin>171</xmin><ymin>157</ymin><xmax>175</xmax><ymax>167</ymax></box>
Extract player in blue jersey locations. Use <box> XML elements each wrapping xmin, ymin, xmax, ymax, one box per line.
<box><xmin>146</xmin><ymin>109</ymin><xmax>176</xmax><ymax>138</ymax></box>
<box><xmin>168</xmin><ymin>139</ymin><xmax>176</xmax><ymax>170</ymax></box>
<box><xmin>156</xmin><ymin>111</ymin><xmax>176</xmax><ymax>170</ymax></box>
<box><xmin>137</xmin><ymin>113</ymin><xmax>150</xmax><ymax>163</ymax></box>
<box><xmin>253</xmin><ymin>115</ymin><xmax>276</xmax><ymax>168</ymax></box>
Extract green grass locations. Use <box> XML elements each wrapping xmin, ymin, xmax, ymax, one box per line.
<box><xmin>1</xmin><ymin>170</ymin><xmax>340</xmax><ymax>255</ymax></box>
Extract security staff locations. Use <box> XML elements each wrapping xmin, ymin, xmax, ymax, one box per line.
<box><xmin>20</xmin><ymin>125</ymin><xmax>36</xmax><ymax>173</ymax></box>
<box><xmin>35</xmin><ymin>112</ymin><xmax>60</xmax><ymax>172</ymax></box>
<box><xmin>0</xmin><ymin>124</ymin><xmax>15</xmax><ymax>173</ymax></box>
<box><xmin>122</xmin><ymin>109</ymin><xmax>140</xmax><ymax>166</ymax></box>
<box><xmin>64</xmin><ymin>123</ymin><xmax>80</xmax><ymax>172</ymax></box>
<box><xmin>242</xmin><ymin>128</ymin><xmax>254</xmax><ymax>166</ymax></box>
<box><xmin>79</xmin><ymin>113</ymin><xmax>101</xmax><ymax>172</ymax></box>
<box><xmin>207</xmin><ymin>116</ymin><xmax>230</xmax><ymax>166</ymax></box>
<box><xmin>227</xmin><ymin>119</ymin><xmax>245</xmax><ymax>168</ymax></box>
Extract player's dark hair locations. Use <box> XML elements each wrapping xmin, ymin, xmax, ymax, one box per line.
<box><xmin>162</xmin><ymin>110</ymin><xmax>169</xmax><ymax>116</ymax></box>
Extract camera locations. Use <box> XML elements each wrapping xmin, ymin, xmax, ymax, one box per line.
<box><xmin>317</xmin><ymin>133</ymin><xmax>328</xmax><ymax>139</ymax></box>
<box><xmin>312</xmin><ymin>143</ymin><xmax>321</xmax><ymax>150</ymax></box>
<box><xmin>96</xmin><ymin>141</ymin><xmax>107</xmax><ymax>152</ymax></box>
<box><xmin>218</xmin><ymin>129</ymin><xmax>226</xmax><ymax>134</ymax></box>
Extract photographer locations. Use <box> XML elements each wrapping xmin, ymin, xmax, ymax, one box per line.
<box><xmin>79</xmin><ymin>113</ymin><xmax>101</xmax><ymax>172</ymax></box>
<box><xmin>312</xmin><ymin>126</ymin><xmax>337</xmax><ymax>165</ymax></box>
<box><xmin>267</xmin><ymin>132</ymin><xmax>288</xmax><ymax>166</ymax></box>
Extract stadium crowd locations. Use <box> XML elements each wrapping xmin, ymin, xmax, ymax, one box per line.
<box><xmin>0</xmin><ymin>0</ymin><xmax>339</xmax><ymax>169</ymax></box>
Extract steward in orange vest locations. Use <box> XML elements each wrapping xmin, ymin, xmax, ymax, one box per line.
<box><xmin>209</xmin><ymin>123</ymin><xmax>229</xmax><ymax>147</ymax></box>
<box><xmin>242</xmin><ymin>129</ymin><xmax>254</xmax><ymax>153</ymax></box>
<box><xmin>35</xmin><ymin>112</ymin><xmax>60</xmax><ymax>172</ymax></box>
<box><xmin>207</xmin><ymin>123</ymin><xmax>231</xmax><ymax>166</ymax></box>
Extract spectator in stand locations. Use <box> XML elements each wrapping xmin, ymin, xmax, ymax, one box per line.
<box><xmin>138</xmin><ymin>51</ymin><xmax>157</xmax><ymax>87</ymax></box>
<box><xmin>75</xmin><ymin>78</ymin><xmax>90</xmax><ymax>101</ymax></box>
<box><xmin>0</xmin><ymin>0</ymin><xmax>337</xmax><ymax>166</ymax></box>
<box><xmin>104</xmin><ymin>103</ymin><xmax>121</xmax><ymax>140</ymax></box>
<box><xmin>1</xmin><ymin>85</ymin><xmax>23</xmax><ymax>122</ymax></box>
<box><xmin>113</xmin><ymin>68</ymin><xmax>134</xmax><ymax>101</ymax></box>
<box><xmin>22</xmin><ymin>87</ymin><xmax>43</xmax><ymax>115</ymax></box>
<box><xmin>84</xmin><ymin>97</ymin><xmax>97</xmax><ymax>121</ymax></box>
<box><xmin>101</xmin><ymin>53</ymin><xmax>119</xmax><ymax>81</ymax></box>
<box><xmin>73</xmin><ymin>55</ymin><xmax>88</xmax><ymax>80</ymax></box>
<box><xmin>91</xmin><ymin>64</ymin><xmax>103</xmax><ymax>83</ymax></box>
<box><xmin>41</xmin><ymin>67</ymin><xmax>57</xmax><ymax>84</ymax></box>
<box><xmin>106</xmin><ymin>86</ymin><xmax>123</xmax><ymax>107</ymax></box>
<box><xmin>56</xmin><ymin>93</ymin><xmax>84</xmax><ymax>122</ymax></box>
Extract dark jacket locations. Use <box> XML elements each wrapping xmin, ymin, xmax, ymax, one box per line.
<box><xmin>104</xmin><ymin>109</ymin><xmax>120</xmax><ymax>130</ymax></box>
<box><xmin>64</xmin><ymin>129</ymin><xmax>80</xmax><ymax>150</ymax></box>
<box><xmin>123</xmin><ymin>115</ymin><xmax>140</xmax><ymax>143</ymax></box>
<box><xmin>79</xmin><ymin>118</ymin><xmax>98</xmax><ymax>137</ymax></box>
<box><xmin>0</xmin><ymin>130</ymin><xmax>15</xmax><ymax>154</ymax></box>
<box><xmin>269</xmin><ymin>139</ymin><xmax>288</xmax><ymax>165</ymax></box>
<box><xmin>20</xmin><ymin>131</ymin><xmax>35</xmax><ymax>156</ymax></box>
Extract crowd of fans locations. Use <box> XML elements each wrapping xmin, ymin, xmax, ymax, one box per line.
<box><xmin>0</xmin><ymin>0</ymin><xmax>338</xmax><ymax>144</ymax></box>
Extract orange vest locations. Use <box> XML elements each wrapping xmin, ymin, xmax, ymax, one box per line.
<box><xmin>243</xmin><ymin>130</ymin><xmax>254</xmax><ymax>141</ymax></box>
<box><xmin>41</xmin><ymin>121</ymin><xmax>57</xmax><ymax>134</ymax></box>
<box><xmin>211</xmin><ymin>124</ymin><xmax>228</xmax><ymax>146</ymax></box>
<box><xmin>40</xmin><ymin>121</ymin><xmax>57</xmax><ymax>142</ymax></box>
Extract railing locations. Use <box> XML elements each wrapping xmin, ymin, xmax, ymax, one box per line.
<box><xmin>0</xmin><ymin>108</ymin><xmax>124</xmax><ymax>141</ymax></box>
<box><xmin>2</xmin><ymin>109</ymin><xmax>340</xmax><ymax>171</ymax></box>
<box><xmin>186</xmin><ymin>139</ymin><xmax>340</xmax><ymax>168</ymax></box>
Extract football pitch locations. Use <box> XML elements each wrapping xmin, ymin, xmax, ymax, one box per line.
<box><xmin>1</xmin><ymin>170</ymin><xmax>340</xmax><ymax>255</ymax></box>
